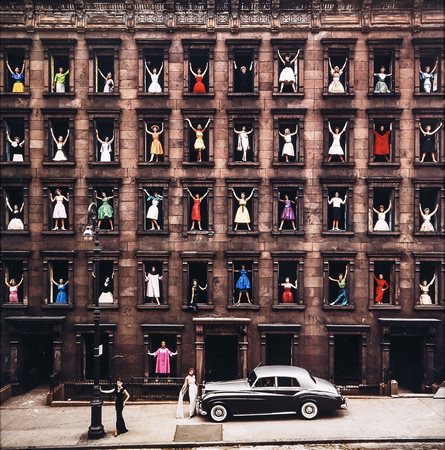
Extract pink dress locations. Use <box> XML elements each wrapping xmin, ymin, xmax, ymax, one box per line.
<box><xmin>152</xmin><ymin>347</ymin><xmax>175</xmax><ymax>374</ymax></box>
<box><xmin>9</xmin><ymin>286</ymin><xmax>19</xmax><ymax>303</ymax></box>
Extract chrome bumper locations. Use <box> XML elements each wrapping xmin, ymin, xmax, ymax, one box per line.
<box><xmin>340</xmin><ymin>397</ymin><xmax>348</xmax><ymax>409</ymax></box>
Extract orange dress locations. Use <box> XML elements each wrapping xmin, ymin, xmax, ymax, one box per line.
<box><xmin>374</xmin><ymin>130</ymin><xmax>391</xmax><ymax>156</ymax></box>
<box><xmin>192</xmin><ymin>75</ymin><xmax>206</xmax><ymax>93</ymax></box>
<box><xmin>374</xmin><ymin>276</ymin><xmax>389</xmax><ymax>303</ymax></box>
<box><xmin>150</xmin><ymin>132</ymin><xmax>164</xmax><ymax>155</ymax></box>
<box><xmin>191</xmin><ymin>199</ymin><xmax>201</xmax><ymax>221</ymax></box>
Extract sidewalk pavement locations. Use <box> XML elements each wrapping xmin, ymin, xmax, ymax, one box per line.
<box><xmin>1</xmin><ymin>393</ymin><xmax>444</xmax><ymax>449</ymax></box>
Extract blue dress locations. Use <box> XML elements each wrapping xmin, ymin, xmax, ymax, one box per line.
<box><xmin>235</xmin><ymin>269</ymin><xmax>250</xmax><ymax>292</ymax></box>
<box><xmin>55</xmin><ymin>284</ymin><xmax>67</xmax><ymax>304</ymax></box>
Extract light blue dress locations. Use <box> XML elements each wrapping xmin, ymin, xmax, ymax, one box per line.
<box><xmin>235</xmin><ymin>269</ymin><xmax>250</xmax><ymax>292</ymax></box>
<box><xmin>55</xmin><ymin>284</ymin><xmax>67</xmax><ymax>304</ymax></box>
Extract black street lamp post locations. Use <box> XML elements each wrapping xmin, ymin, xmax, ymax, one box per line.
<box><xmin>84</xmin><ymin>203</ymin><xmax>105</xmax><ymax>440</ymax></box>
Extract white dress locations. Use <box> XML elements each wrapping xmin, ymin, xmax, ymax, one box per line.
<box><xmin>148</xmin><ymin>73</ymin><xmax>162</xmax><ymax>93</ymax></box>
<box><xmin>328</xmin><ymin>133</ymin><xmax>344</xmax><ymax>155</ymax></box>
<box><xmin>279</xmin><ymin>62</ymin><xmax>296</xmax><ymax>83</ymax></box>
<box><xmin>374</xmin><ymin>212</ymin><xmax>390</xmax><ymax>231</ymax></box>
<box><xmin>52</xmin><ymin>196</ymin><xmax>67</xmax><ymax>219</ymax></box>
<box><xmin>8</xmin><ymin>211</ymin><xmax>24</xmax><ymax>230</ymax></box>
<box><xmin>146</xmin><ymin>272</ymin><xmax>161</xmax><ymax>298</ymax></box>
<box><xmin>419</xmin><ymin>285</ymin><xmax>432</xmax><ymax>305</ymax></box>
<box><xmin>420</xmin><ymin>216</ymin><xmax>435</xmax><ymax>232</ymax></box>
<box><xmin>99</xmin><ymin>142</ymin><xmax>112</xmax><ymax>162</ymax></box>
<box><xmin>103</xmin><ymin>79</ymin><xmax>114</xmax><ymax>93</ymax></box>
<box><xmin>328</xmin><ymin>70</ymin><xmax>345</xmax><ymax>93</ymax></box>
<box><xmin>237</xmin><ymin>131</ymin><xmax>250</xmax><ymax>151</ymax></box>
<box><xmin>420</xmin><ymin>71</ymin><xmax>434</xmax><ymax>93</ymax></box>
<box><xmin>176</xmin><ymin>375</ymin><xmax>198</xmax><ymax>419</ymax></box>
<box><xmin>53</xmin><ymin>143</ymin><xmax>67</xmax><ymax>161</ymax></box>
<box><xmin>282</xmin><ymin>134</ymin><xmax>295</xmax><ymax>157</ymax></box>
<box><xmin>147</xmin><ymin>199</ymin><xmax>160</xmax><ymax>220</ymax></box>
<box><xmin>98</xmin><ymin>280</ymin><xmax>113</xmax><ymax>303</ymax></box>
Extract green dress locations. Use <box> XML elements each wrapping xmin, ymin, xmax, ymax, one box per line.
<box><xmin>98</xmin><ymin>199</ymin><xmax>113</xmax><ymax>219</ymax></box>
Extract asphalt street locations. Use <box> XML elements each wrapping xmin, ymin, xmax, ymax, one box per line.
<box><xmin>0</xmin><ymin>389</ymin><xmax>444</xmax><ymax>449</ymax></box>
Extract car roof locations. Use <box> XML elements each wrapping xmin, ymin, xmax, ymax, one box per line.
<box><xmin>254</xmin><ymin>365</ymin><xmax>312</xmax><ymax>380</ymax></box>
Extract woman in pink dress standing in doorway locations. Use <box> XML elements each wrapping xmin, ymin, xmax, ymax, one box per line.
<box><xmin>148</xmin><ymin>341</ymin><xmax>177</xmax><ymax>377</ymax></box>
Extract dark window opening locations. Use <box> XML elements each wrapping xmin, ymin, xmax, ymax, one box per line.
<box><xmin>188</xmin><ymin>120</ymin><xmax>210</xmax><ymax>162</ymax></box>
<box><xmin>3</xmin><ymin>117</ymin><xmax>25</xmax><ymax>162</ymax></box>
<box><xmin>143</xmin><ymin>186</ymin><xmax>164</xmax><ymax>230</ymax></box>
<box><xmin>2</xmin><ymin>260</ymin><xmax>24</xmax><ymax>303</ymax></box>
<box><xmin>188</xmin><ymin>186</ymin><xmax>209</xmax><ymax>230</ymax></box>
<box><xmin>419</xmin><ymin>262</ymin><xmax>439</xmax><ymax>305</ymax></box>
<box><xmin>49</xmin><ymin>118</ymin><xmax>70</xmax><ymax>161</ymax></box>
<box><xmin>328</xmin><ymin>49</ymin><xmax>349</xmax><ymax>92</ymax></box>
<box><xmin>48</xmin><ymin>260</ymin><xmax>69</xmax><ymax>304</ymax></box>
<box><xmin>3</xmin><ymin>187</ymin><xmax>24</xmax><ymax>231</ymax></box>
<box><xmin>327</xmin><ymin>187</ymin><xmax>348</xmax><ymax>231</ymax></box>
<box><xmin>278</xmin><ymin>120</ymin><xmax>299</xmax><ymax>162</ymax></box>
<box><xmin>5</xmin><ymin>49</ymin><xmax>25</xmax><ymax>92</ymax></box>
<box><xmin>373</xmin><ymin>51</ymin><xmax>394</xmax><ymax>92</ymax></box>
<box><xmin>144</xmin><ymin>50</ymin><xmax>164</xmax><ymax>92</ymax></box>
<box><xmin>94</xmin><ymin>119</ymin><xmax>115</xmax><ymax>162</ymax></box>
<box><xmin>143</xmin><ymin>261</ymin><xmax>163</xmax><ymax>304</ymax></box>
<box><xmin>278</xmin><ymin>188</ymin><xmax>299</xmax><ymax>231</ymax></box>
<box><xmin>231</xmin><ymin>188</ymin><xmax>255</xmax><ymax>231</ymax></box>
<box><xmin>50</xmin><ymin>53</ymin><xmax>70</xmax><ymax>93</ymax></box>
<box><xmin>94</xmin><ymin>187</ymin><xmax>115</xmax><ymax>230</ymax></box>
<box><xmin>148</xmin><ymin>334</ymin><xmax>177</xmax><ymax>377</ymax></box>
<box><xmin>205</xmin><ymin>335</ymin><xmax>238</xmax><ymax>382</ymax></box>
<box><xmin>373</xmin><ymin>261</ymin><xmax>393</xmax><ymax>304</ymax></box>
<box><xmin>373</xmin><ymin>119</ymin><xmax>394</xmax><ymax>162</ymax></box>
<box><xmin>372</xmin><ymin>188</ymin><xmax>394</xmax><ymax>231</ymax></box>
<box><xmin>233</xmin><ymin>120</ymin><xmax>254</xmax><ymax>162</ymax></box>
<box><xmin>95</xmin><ymin>260</ymin><xmax>114</xmax><ymax>304</ymax></box>
<box><xmin>334</xmin><ymin>335</ymin><xmax>361</xmax><ymax>384</ymax></box>
<box><xmin>233</xmin><ymin>50</ymin><xmax>254</xmax><ymax>93</ymax></box>
<box><xmin>328</xmin><ymin>261</ymin><xmax>348</xmax><ymax>304</ymax></box>
<box><xmin>144</xmin><ymin>120</ymin><xmax>165</xmax><ymax>162</ymax></box>
<box><xmin>188</xmin><ymin>261</ymin><xmax>208</xmax><ymax>304</ymax></box>
<box><xmin>95</xmin><ymin>54</ymin><xmax>114</xmax><ymax>93</ymax></box>
<box><xmin>233</xmin><ymin>260</ymin><xmax>253</xmax><ymax>303</ymax></box>
<box><xmin>419</xmin><ymin>188</ymin><xmax>440</xmax><ymax>232</ymax></box>
<box><xmin>420</xmin><ymin>119</ymin><xmax>442</xmax><ymax>163</ymax></box>
<box><xmin>390</xmin><ymin>336</ymin><xmax>423</xmax><ymax>393</ymax></box>
<box><xmin>84</xmin><ymin>333</ymin><xmax>110</xmax><ymax>380</ymax></box>
<box><xmin>22</xmin><ymin>334</ymin><xmax>53</xmax><ymax>390</ymax></box>
<box><xmin>419</xmin><ymin>50</ymin><xmax>440</xmax><ymax>93</ymax></box>
<box><xmin>189</xmin><ymin>50</ymin><xmax>209</xmax><ymax>93</ymax></box>
<box><xmin>327</xmin><ymin>119</ymin><xmax>348</xmax><ymax>162</ymax></box>
<box><xmin>266</xmin><ymin>334</ymin><xmax>292</xmax><ymax>365</ymax></box>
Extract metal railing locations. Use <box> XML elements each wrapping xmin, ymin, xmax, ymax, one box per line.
<box><xmin>49</xmin><ymin>369</ymin><xmax>63</xmax><ymax>393</ymax></box>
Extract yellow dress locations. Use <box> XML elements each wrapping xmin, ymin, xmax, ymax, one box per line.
<box><xmin>194</xmin><ymin>130</ymin><xmax>205</xmax><ymax>150</ymax></box>
<box><xmin>12</xmin><ymin>73</ymin><xmax>25</xmax><ymax>93</ymax></box>
<box><xmin>150</xmin><ymin>132</ymin><xmax>164</xmax><ymax>155</ymax></box>
<box><xmin>234</xmin><ymin>199</ymin><xmax>250</xmax><ymax>224</ymax></box>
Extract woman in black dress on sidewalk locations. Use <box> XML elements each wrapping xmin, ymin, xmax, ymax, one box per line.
<box><xmin>100</xmin><ymin>378</ymin><xmax>130</xmax><ymax>436</ymax></box>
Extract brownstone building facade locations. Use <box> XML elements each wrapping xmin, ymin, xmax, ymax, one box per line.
<box><xmin>1</xmin><ymin>0</ymin><xmax>444</xmax><ymax>395</ymax></box>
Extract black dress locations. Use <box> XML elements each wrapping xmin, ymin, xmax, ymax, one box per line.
<box><xmin>422</xmin><ymin>134</ymin><xmax>436</xmax><ymax>153</ymax></box>
<box><xmin>114</xmin><ymin>386</ymin><xmax>128</xmax><ymax>434</ymax></box>
<box><xmin>236</xmin><ymin>70</ymin><xmax>252</xmax><ymax>93</ymax></box>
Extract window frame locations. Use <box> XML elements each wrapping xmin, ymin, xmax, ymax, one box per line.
<box><xmin>41</xmin><ymin>178</ymin><xmax>76</xmax><ymax>236</ymax></box>
<box><xmin>0</xmin><ymin>108</ymin><xmax>31</xmax><ymax>165</ymax></box>
<box><xmin>320</xmin><ymin>177</ymin><xmax>356</xmax><ymax>236</ymax></box>
<box><xmin>413</xmin><ymin>38</ymin><xmax>443</xmax><ymax>97</ymax></box>
<box><xmin>413</xmin><ymin>108</ymin><xmax>444</xmax><ymax>167</ymax></box>
<box><xmin>271</xmin><ymin>252</ymin><xmax>306</xmax><ymax>310</ymax></box>
<box><xmin>367</xmin><ymin>253</ymin><xmax>402</xmax><ymax>310</ymax></box>
<box><xmin>181</xmin><ymin>252</ymin><xmax>215</xmax><ymax>311</ymax></box>
<box><xmin>367</xmin><ymin>39</ymin><xmax>403</xmax><ymax>98</ymax></box>
<box><xmin>367</xmin><ymin>108</ymin><xmax>402</xmax><ymax>168</ymax></box>
<box><xmin>136</xmin><ymin>108</ymin><xmax>171</xmax><ymax>166</ymax></box>
<box><xmin>0</xmin><ymin>251</ymin><xmax>30</xmax><ymax>308</ymax></box>
<box><xmin>136</xmin><ymin>251</ymin><xmax>170</xmax><ymax>310</ymax></box>
<box><xmin>136</xmin><ymin>178</ymin><xmax>170</xmax><ymax>236</ymax></box>
<box><xmin>322</xmin><ymin>251</ymin><xmax>356</xmax><ymax>310</ymax></box>
<box><xmin>41</xmin><ymin>38</ymin><xmax>76</xmax><ymax>97</ymax></box>
<box><xmin>413</xmin><ymin>179</ymin><xmax>445</xmax><ymax>237</ymax></box>
<box><xmin>0</xmin><ymin>178</ymin><xmax>30</xmax><ymax>234</ymax></box>
<box><xmin>413</xmin><ymin>252</ymin><xmax>445</xmax><ymax>310</ymax></box>
<box><xmin>41</xmin><ymin>250</ymin><xmax>75</xmax><ymax>309</ymax></box>
<box><xmin>226</xmin><ymin>251</ymin><xmax>260</xmax><ymax>311</ymax></box>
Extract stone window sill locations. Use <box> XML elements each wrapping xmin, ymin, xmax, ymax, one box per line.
<box><xmin>323</xmin><ymin>304</ymin><xmax>355</xmax><ymax>311</ymax></box>
<box><xmin>42</xmin><ymin>303</ymin><xmax>73</xmax><ymax>309</ymax></box>
<box><xmin>368</xmin><ymin>304</ymin><xmax>401</xmax><ymax>310</ymax></box>
<box><xmin>137</xmin><ymin>304</ymin><xmax>169</xmax><ymax>310</ymax></box>
<box><xmin>42</xmin><ymin>161</ymin><xmax>75</xmax><ymax>167</ymax></box>
<box><xmin>87</xmin><ymin>304</ymin><xmax>119</xmax><ymax>310</ymax></box>
<box><xmin>272</xmin><ymin>304</ymin><xmax>305</xmax><ymax>310</ymax></box>
<box><xmin>227</xmin><ymin>304</ymin><xmax>260</xmax><ymax>310</ymax></box>
<box><xmin>43</xmin><ymin>91</ymin><xmax>75</xmax><ymax>98</ymax></box>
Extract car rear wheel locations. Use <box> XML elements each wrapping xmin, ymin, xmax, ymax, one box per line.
<box><xmin>300</xmin><ymin>401</ymin><xmax>318</xmax><ymax>419</ymax></box>
<box><xmin>209</xmin><ymin>404</ymin><xmax>229</xmax><ymax>422</ymax></box>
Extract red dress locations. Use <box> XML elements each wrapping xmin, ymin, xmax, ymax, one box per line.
<box><xmin>374</xmin><ymin>130</ymin><xmax>391</xmax><ymax>155</ymax></box>
<box><xmin>374</xmin><ymin>276</ymin><xmax>389</xmax><ymax>303</ymax></box>
<box><xmin>281</xmin><ymin>287</ymin><xmax>294</xmax><ymax>303</ymax></box>
<box><xmin>191</xmin><ymin>199</ymin><xmax>201</xmax><ymax>221</ymax></box>
<box><xmin>192</xmin><ymin>75</ymin><xmax>206</xmax><ymax>94</ymax></box>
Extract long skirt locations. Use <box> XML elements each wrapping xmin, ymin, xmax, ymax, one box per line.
<box><xmin>176</xmin><ymin>385</ymin><xmax>198</xmax><ymax>419</ymax></box>
<box><xmin>116</xmin><ymin>405</ymin><xmax>128</xmax><ymax>434</ymax></box>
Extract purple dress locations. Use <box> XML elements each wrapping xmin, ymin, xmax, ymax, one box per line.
<box><xmin>281</xmin><ymin>200</ymin><xmax>295</xmax><ymax>220</ymax></box>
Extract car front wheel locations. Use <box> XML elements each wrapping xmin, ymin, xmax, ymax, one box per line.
<box><xmin>300</xmin><ymin>401</ymin><xmax>318</xmax><ymax>419</ymax></box>
<box><xmin>209</xmin><ymin>404</ymin><xmax>229</xmax><ymax>422</ymax></box>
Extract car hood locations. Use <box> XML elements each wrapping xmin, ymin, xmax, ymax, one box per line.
<box><xmin>313</xmin><ymin>377</ymin><xmax>339</xmax><ymax>395</ymax></box>
<box><xmin>204</xmin><ymin>379</ymin><xmax>250</xmax><ymax>392</ymax></box>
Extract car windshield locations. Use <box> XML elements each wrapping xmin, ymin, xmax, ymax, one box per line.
<box><xmin>247</xmin><ymin>370</ymin><xmax>257</xmax><ymax>387</ymax></box>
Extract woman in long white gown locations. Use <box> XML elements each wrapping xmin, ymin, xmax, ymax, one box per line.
<box><xmin>234</xmin><ymin>125</ymin><xmax>253</xmax><ymax>162</ymax></box>
<box><xmin>419</xmin><ymin>203</ymin><xmax>438</xmax><ymax>232</ymax></box>
<box><xmin>145</xmin><ymin>62</ymin><xmax>163</xmax><ymax>93</ymax></box>
<box><xmin>328</xmin><ymin>57</ymin><xmax>348</xmax><ymax>93</ymax></box>
<box><xmin>98</xmin><ymin>272</ymin><xmax>114</xmax><ymax>304</ymax></box>
<box><xmin>145</xmin><ymin>266</ymin><xmax>162</xmax><ymax>305</ymax></box>
<box><xmin>50</xmin><ymin>127</ymin><xmax>69</xmax><ymax>161</ymax></box>
<box><xmin>96</xmin><ymin>129</ymin><xmax>114</xmax><ymax>162</ymax></box>
<box><xmin>419</xmin><ymin>275</ymin><xmax>436</xmax><ymax>305</ymax></box>
<box><xmin>176</xmin><ymin>368</ymin><xmax>198</xmax><ymax>419</ymax></box>
<box><xmin>373</xmin><ymin>202</ymin><xmax>392</xmax><ymax>231</ymax></box>
<box><xmin>328</xmin><ymin>121</ymin><xmax>347</xmax><ymax>162</ymax></box>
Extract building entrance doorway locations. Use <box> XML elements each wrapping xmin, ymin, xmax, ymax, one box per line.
<box><xmin>334</xmin><ymin>335</ymin><xmax>361</xmax><ymax>384</ymax></box>
<box><xmin>204</xmin><ymin>335</ymin><xmax>238</xmax><ymax>382</ymax></box>
<box><xmin>265</xmin><ymin>334</ymin><xmax>292</xmax><ymax>365</ymax></box>
<box><xmin>22</xmin><ymin>334</ymin><xmax>53</xmax><ymax>391</ymax></box>
<box><xmin>390</xmin><ymin>336</ymin><xmax>424</xmax><ymax>393</ymax></box>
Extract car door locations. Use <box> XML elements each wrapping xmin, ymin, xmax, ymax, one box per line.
<box><xmin>248</xmin><ymin>376</ymin><xmax>280</xmax><ymax>414</ymax></box>
<box><xmin>274</xmin><ymin>376</ymin><xmax>301</xmax><ymax>413</ymax></box>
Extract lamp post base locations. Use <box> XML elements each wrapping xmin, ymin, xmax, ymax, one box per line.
<box><xmin>87</xmin><ymin>396</ymin><xmax>105</xmax><ymax>439</ymax></box>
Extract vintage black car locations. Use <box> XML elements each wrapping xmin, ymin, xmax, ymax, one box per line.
<box><xmin>198</xmin><ymin>365</ymin><xmax>347</xmax><ymax>422</ymax></box>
